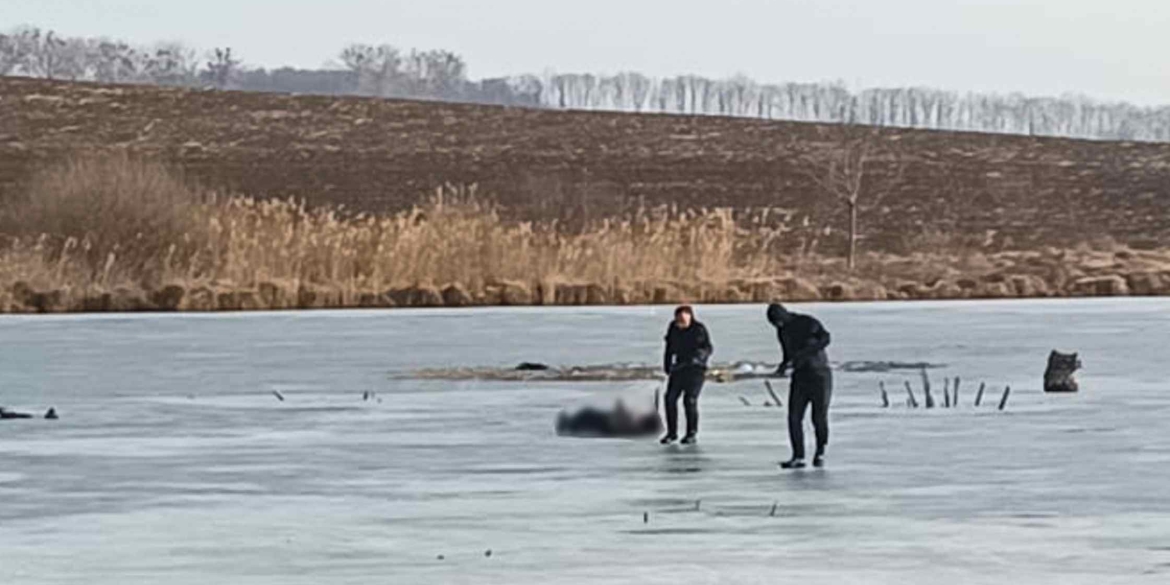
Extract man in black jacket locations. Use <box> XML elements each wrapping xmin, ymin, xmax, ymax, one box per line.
<box><xmin>767</xmin><ymin>303</ymin><xmax>833</xmax><ymax>468</ymax></box>
<box><xmin>661</xmin><ymin>305</ymin><xmax>713</xmax><ymax>445</ymax></box>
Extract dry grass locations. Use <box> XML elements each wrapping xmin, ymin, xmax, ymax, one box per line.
<box><xmin>2</xmin><ymin>156</ymin><xmax>1168</xmax><ymax>312</ymax></box>
<box><xmin>0</xmin><ymin>156</ymin><xmax>792</xmax><ymax>297</ymax></box>
<box><xmin>188</xmin><ymin>188</ymin><xmax>801</xmax><ymax>292</ymax></box>
<box><xmin>0</xmin><ymin>155</ymin><xmax>211</xmax><ymax>280</ymax></box>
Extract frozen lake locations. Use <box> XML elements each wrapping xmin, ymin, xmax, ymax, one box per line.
<box><xmin>2</xmin><ymin>299</ymin><xmax>1169</xmax><ymax>584</ymax></box>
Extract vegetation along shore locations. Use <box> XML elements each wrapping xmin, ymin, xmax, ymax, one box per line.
<box><xmin>1</xmin><ymin>155</ymin><xmax>1166</xmax><ymax>314</ymax></box>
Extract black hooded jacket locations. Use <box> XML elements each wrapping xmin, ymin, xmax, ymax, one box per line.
<box><xmin>663</xmin><ymin>321</ymin><xmax>713</xmax><ymax>374</ymax></box>
<box><xmin>769</xmin><ymin>310</ymin><xmax>831</xmax><ymax>372</ymax></box>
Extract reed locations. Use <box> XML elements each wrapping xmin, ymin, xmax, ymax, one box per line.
<box><xmin>3</xmin><ymin>155</ymin><xmax>1169</xmax><ymax>313</ymax></box>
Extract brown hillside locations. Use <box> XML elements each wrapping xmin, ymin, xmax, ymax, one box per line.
<box><xmin>2</xmin><ymin>77</ymin><xmax>1169</xmax><ymax>253</ymax></box>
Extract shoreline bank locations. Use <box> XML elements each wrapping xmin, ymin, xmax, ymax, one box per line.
<box><xmin>5</xmin><ymin>261</ymin><xmax>1166</xmax><ymax>314</ymax></box>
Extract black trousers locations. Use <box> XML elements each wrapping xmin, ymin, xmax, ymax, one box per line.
<box><xmin>665</xmin><ymin>367</ymin><xmax>705</xmax><ymax>437</ymax></box>
<box><xmin>788</xmin><ymin>367</ymin><xmax>833</xmax><ymax>459</ymax></box>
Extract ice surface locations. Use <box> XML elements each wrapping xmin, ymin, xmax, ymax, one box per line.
<box><xmin>1</xmin><ymin>299</ymin><xmax>1169</xmax><ymax>584</ymax></box>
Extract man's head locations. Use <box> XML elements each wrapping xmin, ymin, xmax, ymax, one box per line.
<box><xmin>674</xmin><ymin>305</ymin><xmax>695</xmax><ymax>329</ymax></box>
<box><xmin>766</xmin><ymin>303</ymin><xmax>793</xmax><ymax>326</ymax></box>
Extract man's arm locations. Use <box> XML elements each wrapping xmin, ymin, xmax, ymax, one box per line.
<box><xmin>775</xmin><ymin>328</ymin><xmax>791</xmax><ymax>375</ymax></box>
<box><xmin>663</xmin><ymin>325</ymin><xmax>675</xmax><ymax>374</ymax></box>
<box><xmin>695</xmin><ymin>324</ymin><xmax>713</xmax><ymax>364</ymax></box>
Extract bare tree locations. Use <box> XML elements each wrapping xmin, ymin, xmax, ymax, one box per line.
<box><xmin>403</xmin><ymin>49</ymin><xmax>466</xmax><ymax>98</ymax></box>
<box><xmin>16</xmin><ymin>29</ymin><xmax>88</xmax><ymax>80</ymax></box>
<box><xmin>86</xmin><ymin>40</ymin><xmax>145</xmax><ymax>83</ymax></box>
<box><xmin>506</xmin><ymin>74</ymin><xmax>542</xmax><ymax>106</ymax></box>
<box><xmin>626</xmin><ymin>72</ymin><xmax>651</xmax><ymax>112</ymax></box>
<box><xmin>203</xmin><ymin>47</ymin><xmax>240</xmax><ymax>89</ymax></box>
<box><xmin>801</xmin><ymin>132</ymin><xmax>902</xmax><ymax>270</ymax></box>
<box><xmin>144</xmin><ymin>42</ymin><xmax>198</xmax><ymax>86</ymax></box>
<box><xmin>340</xmin><ymin>44</ymin><xmax>401</xmax><ymax>96</ymax></box>
<box><xmin>9</xmin><ymin>22</ymin><xmax>1170</xmax><ymax>139</ymax></box>
<box><xmin>22</xmin><ymin>29</ymin><xmax>66</xmax><ymax>79</ymax></box>
<box><xmin>0</xmin><ymin>30</ymin><xmax>33</xmax><ymax>75</ymax></box>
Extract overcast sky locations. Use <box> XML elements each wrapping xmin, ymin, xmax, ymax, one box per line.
<box><xmin>6</xmin><ymin>0</ymin><xmax>1169</xmax><ymax>105</ymax></box>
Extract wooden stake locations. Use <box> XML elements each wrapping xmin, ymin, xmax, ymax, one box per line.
<box><xmin>739</xmin><ymin>396</ymin><xmax>751</xmax><ymax>407</ymax></box>
<box><xmin>921</xmin><ymin>369</ymin><xmax>935</xmax><ymax>409</ymax></box>
<box><xmin>998</xmin><ymin>386</ymin><xmax>1011</xmax><ymax>411</ymax></box>
<box><xmin>953</xmin><ymin>377</ymin><xmax>961</xmax><ymax>407</ymax></box>
<box><xmin>764</xmin><ymin>380</ymin><xmax>784</xmax><ymax>408</ymax></box>
<box><xmin>975</xmin><ymin>382</ymin><xmax>986</xmax><ymax>407</ymax></box>
<box><xmin>769</xmin><ymin>501</ymin><xmax>778</xmax><ymax>517</ymax></box>
<box><xmin>904</xmin><ymin>381</ymin><xmax>919</xmax><ymax>408</ymax></box>
<box><xmin>943</xmin><ymin>378</ymin><xmax>952</xmax><ymax>408</ymax></box>
<box><xmin>879</xmin><ymin>382</ymin><xmax>890</xmax><ymax>408</ymax></box>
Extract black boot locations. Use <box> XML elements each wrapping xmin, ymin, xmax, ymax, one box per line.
<box><xmin>660</xmin><ymin>434</ymin><xmax>678</xmax><ymax>445</ymax></box>
<box><xmin>680</xmin><ymin>433</ymin><xmax>697</xmax><ymax>445</ymax></box>
<box><xmin>812</xmin><ymin>454</ymin><xmax>825</xmax><ymax>468</ymax></box>
<box><xmin>780</xmin><ymin>458</ymin><xmax>806</xmax><ymax>469</ymax></box>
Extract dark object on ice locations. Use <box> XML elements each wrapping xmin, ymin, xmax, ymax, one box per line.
<box><xmin>904</xmin><ymin>381</ymin><xmax>919</xmax><ymax>408</ymax></box>
<box><xmin>3</xmin><ymin>406</ymin><xmax>60</xmax><ymax>420</ymax></box>
<box><xmin>920</xmin><ymin>369</ymin><xmax>935</xmax><ymax>409</ymax></box>
<box><xmin>779</xmin><ymin>458</ymin><xmax>806</xmax><ymax>469</ymax></box>
<box><xmin>975</xmin><ymin>382</ymin><xmax>987</xmax><ymax>406</ymax></box>
<box><xmin>998</xmin><ymin>386</ymin><xmax>1012</xmax><ymax>410</ymax></box>
<box><xmin>763</xmin><ymin>380</ymin><xmax>783</xmax><ymax>408</ymax></box>
<box><xmin>555</xmin><ymin>392</ymin><xmax>663</xmax><ymax>438</ymax></box>
<box><xmin>879</xmin><ymin>382</ymin><xmax>890</xmax><ymax>408</ymax></box>
<box><xmin>409</xmin><ymin>359</ymin><xmax>945</xmax><ymax>383</ymax></box>
<box><xmin>1044</xmin><ymin>351</ymin><xmax>1082</xmax><ymax>393</ymax></box>
<box><xmin>838</xmin><ymin>361</ymin><xmax>944</xmax><ymax>373</ymax></box>
<box><xmin>271</xmin><ymin>390</ymin><xmax>285</xmax><ymax>402</ymax></box>
<box><xmin>0</xmin><ymin>407</ymin><xmax>33</xmax><ymax>419</ymax></box>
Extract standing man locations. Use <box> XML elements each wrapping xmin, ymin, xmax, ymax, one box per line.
<box><xmin>767</xmin><ymin>303</ymin><xmax>832</xmax><ymax>468</ymax></box>
<box><xmin>661</xmin><ymin>305</ymin><xmax>713</xmax><ymax>445</ymax></box>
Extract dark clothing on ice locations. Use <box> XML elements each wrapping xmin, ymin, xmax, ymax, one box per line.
<box><xmin>664</xmin><ymin>366</ymin><xmax>705</xmax><ymax>439</ymax></box>
<box><xmin>773</xmin><ymin>314</ymin><xmax>831</xmax><ymax>374</ymax></box>
<box><xmin>663</xmin><ymin>321</ymin><xmax>713</xmax><ymax>375</ymax></box>
<box><xmin>663</xmin><ymin>320</ymin><xmax>712</xmax><ymax>438</ymax></box>
<box><xmin>787</xmin><ymin>367</ymin><xmax>832</xmax><ymax>459</ymax></box>
<box><xmin>767</xmin><ymin>304</ymin><xmax>833</xmax><ymax>459</ymax></box>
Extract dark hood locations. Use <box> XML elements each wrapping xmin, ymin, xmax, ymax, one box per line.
<box><xmin>767</xmin><ymin>303</ymin><xmax>790</xmax><ymax>326</ymax></box>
